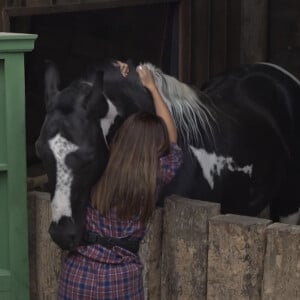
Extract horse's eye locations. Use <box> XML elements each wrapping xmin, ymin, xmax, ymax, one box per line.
<box><xmin>65</xmin><ymin>150</ymin><xmax>94</xmax><ymax>171</ymax></box>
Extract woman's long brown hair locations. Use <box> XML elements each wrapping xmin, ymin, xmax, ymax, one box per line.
<box><xmin>91</xmin><ymin>112</ymin><xmax>170</xmax><ymax>223</ymax></box>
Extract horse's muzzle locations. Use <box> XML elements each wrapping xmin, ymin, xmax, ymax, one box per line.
<box><xmin>48</xmin><ymin>216</ymin><xmax>80</xmax><ymax>250</ymax></box>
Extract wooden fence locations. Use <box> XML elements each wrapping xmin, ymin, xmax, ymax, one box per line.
<box><xmin>27</xmin><ymin>192</ymin><xmax>300</xmax><ymax>300</ymax></box>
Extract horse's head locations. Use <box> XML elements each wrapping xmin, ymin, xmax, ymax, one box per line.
<box><xmin>35</xmin><ymin>63</ymin><xmax>112</xmax><ymax>250</ymax></box>
<box><xmin>35</xmin><ymin>61</ymin><xmax>155</xmax><ymax>250</ymax></box>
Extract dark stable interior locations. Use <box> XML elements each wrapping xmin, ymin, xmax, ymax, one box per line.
<box><xmin>9</xmin><ymin>3</ymin><xmax>178</xmax><ymax>170</ymax></box>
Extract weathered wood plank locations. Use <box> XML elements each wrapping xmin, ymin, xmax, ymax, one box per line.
<box><xmin>161</xmin><ymin>195</ymin><xmax>220</xmax><ymax>299</ymax></box>
<box><xmin>178</xmin><ymin>0</ymin><xmax>191</xmax><ymax>83</ymax></box>
<box><xmin>262</xmin><ymin>223</ymin><xmax>300</xmax><ymax>300</ymax></box>
<box><xmin>4</xmin><ymin>0</ymin><xmax>177</xmax><ymax>16</ymax></box>
<box><xmin>5</xmin><ymin>0</ymin><xmax>21</xmax><ymax>7</ymax></box>
<box><xmin>269</xmin><ymin>0</ymin><xmax>300</xmax><ymax>79</ymax></box>
<box><xmin>207</xmin><ymin>214</ymin><xmax>272</xmax><ymax>300</ymax></box>
<box><xmin>28</xmin><ymin>191</ymin><xmax>62</xmax><ymax>300</ymax></box>
<box><xmin>226</xmin><ymin>0</ymin><xmax>241</xmax><ymax>67</ymax></box>
<box><xmin>139</xmin><ymin>208</ymin><xmax>163</xmax><ymax>300</ymax></box>
<box><xmin>210</xmin><ymin>0</ymin><xmax>227</xmax><ymax>76</ymax></box>
<box><xmin>190</xmin><ymin>0</ymin><xmax>210</xmax><ymax>85</ymax></box>
<box><xmin>26</xmin><ymin>0</ymin><xmax>52</xmax><ymax>7</ymax></box>
<box><xmin>240</xmin><ymin>0</ymin><xmax>268</xmax><ymax>63</ymax></box>
<box><xmin>27</xmin><ymin>174</ymin><xmax>48</xmax><ymax>191</ymax></box>
<box><xmin>0</xmin><ymin>9</ymin><xmax>10</xmax><ymax>31</ymax></box>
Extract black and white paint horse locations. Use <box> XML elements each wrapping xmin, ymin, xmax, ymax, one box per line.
<box><xmin>36</xmin><ymin>60</ymin><xmax>300</xmax><ymax>250</ymax></box>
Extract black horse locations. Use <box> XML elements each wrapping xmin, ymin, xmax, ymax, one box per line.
<box><xmin>36</xmin><ymin>60</ymin><xmax>300</xmax><ymax>250</ymax></box>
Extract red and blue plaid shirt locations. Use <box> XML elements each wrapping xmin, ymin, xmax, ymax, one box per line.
<box><xmin>58</xmin><ymin>143</ymin><xmax>182</xmax><ymax>299</ymax></box>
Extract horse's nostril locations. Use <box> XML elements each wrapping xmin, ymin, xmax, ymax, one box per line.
<box><xmin>48</xmin><ymin>219</ymin><xmax>79</xmax><ymax>250</ymax></box>
<box><xmin>70</xmin><ymin>232</ymin><xmax>76</xmax><ymax>242</ymax></box>
<box><xmin>69</xmin><ymin>234</ymin><xmax>76</xmax><ymax>248</ymax></box>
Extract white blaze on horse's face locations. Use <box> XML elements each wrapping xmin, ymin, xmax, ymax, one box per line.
<box><xmin>48</xmin><ymin>133</ymin><xmax>79</xmax><ymax>223</ymax></box>
<box><xmin>100</xmin><ymin>98</ymin><xmax>118</xmax><ymax>145</ymax></box>
<box><xmin>190</xmin><ymin>146</ymin><xmax>253</xmax><ymax>189</ymax></box>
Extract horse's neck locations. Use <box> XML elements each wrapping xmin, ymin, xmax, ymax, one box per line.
<box><xmin>103</xmin><ymin>61</ymin><xmax>217</xmax><ymax>150</ymax></box>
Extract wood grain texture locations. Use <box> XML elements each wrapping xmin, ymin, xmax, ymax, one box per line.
<box><xmin>28</xmin><ymin>192</ymin><xmax>63</xmax><ymax>300</ymax></box>
<box><xmin>139</xmin><ymin>208</ymin><xmax>163</xmax><ymax>300</ymax></box>
<box><xmin>207</xmin><ymin>214</ymin><xmax>272</xmax><ymax>300</ymax></box>
<box><xmin>262</xmin><ymin>223</ymin><xmax>300</xmax><ymax>300</ymax></box>
<box><xmin>161</xmin><ymin>195</ymin><xmax>220</xmax><ymax>300</ymax></box>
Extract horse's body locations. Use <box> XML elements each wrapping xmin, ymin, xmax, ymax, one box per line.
<box><xmin>36</xmin><ymin>60</ymin><xmax>300</xmax><ymax>250</ymax></box>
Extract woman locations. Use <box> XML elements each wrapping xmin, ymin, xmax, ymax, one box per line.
<box><xmin>58</xmin><ymin>63</ymin><xmax>182</xmax><ymax>299</ymax></box>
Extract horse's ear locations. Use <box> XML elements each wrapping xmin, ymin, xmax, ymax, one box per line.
<box><xmin>94</xmin><ymin>70</ymin><xmax>104</xmax><ymax>90</ymax></box>
<box><xmin>86</xmin><ymin>70</ymin><xmax>104</xmax><ymax>102</ymax></box>
<box><xmin>87</xmin><ymin>71</ymin><xmax>108</xmax><ymax>119</ymax></box>
<box><xmin>44</xmin><ymin>61</ymin><xmax>60</xmax><ymax>106</ymax></box>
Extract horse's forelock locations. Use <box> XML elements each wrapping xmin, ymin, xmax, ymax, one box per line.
<box><xmin>52</xmin><ymin>79</ymin><xmax>92</xmax><ymax>113</ymax></box>
<box><xmin>143</xmin><ymin>63</ymin><xmax>217</xmax><ymax>146</ymax></box>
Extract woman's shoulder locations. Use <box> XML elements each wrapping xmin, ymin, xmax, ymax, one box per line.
<box><xmin>160</xmin><ymin>142</ymin><xmax>183</xmax><ymax>162</ymax></box>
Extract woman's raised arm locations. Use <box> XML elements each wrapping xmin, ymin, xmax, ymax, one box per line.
<box><xmin>136</xmin><ymin>65</ymin><xmax>177</xmax><ymax>143</ymax></box>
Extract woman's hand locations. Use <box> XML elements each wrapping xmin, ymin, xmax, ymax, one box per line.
<box><xmin>136</xmin><ymin>65</ymin><xmax>157</xmax><ymax>92</ymax></box>
<box><xmin>113</xmin><ymin>60</ymin><xmax>129</xmax><ymax>77</ymax></box>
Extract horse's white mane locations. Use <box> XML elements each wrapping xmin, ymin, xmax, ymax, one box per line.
<box><xmin>143</xmin><ymin>63</ymin><xmax>216</xmax><ymax>146</ymax></box>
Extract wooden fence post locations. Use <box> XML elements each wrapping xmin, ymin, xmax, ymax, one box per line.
<box><xmin>161</xmin><ymin>195</ymin><xmax>220</xmax><ymax>299</ymax></box>
<box><xmin>139</xmin><ymin>208</ymin><xmax>163</xmax><ymax>300</ymax></box>
<box><xmin>207</xmin><ymin>214</ymin><xmax>272</xmax><ymax>300</ymax></box>
<box><xmin>28</xmin><ymin>191</ymin><xmax>63</xmax><ymax>300</ymax></box>
<box><xmin>262</xmin><ymin>223</ymin><xmax>300</xmax><ymax>299</ymax></box>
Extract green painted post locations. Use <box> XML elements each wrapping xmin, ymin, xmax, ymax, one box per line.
<box><xmin>0</xmin><ymin>33</ymin><xmax>37</xmax><ymax>300</ymax></box>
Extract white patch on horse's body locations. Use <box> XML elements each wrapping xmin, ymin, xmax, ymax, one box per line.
<box><xmin>48</xmin><ymin>133</ymin><xmax>79</xmax><ymax>223</ymax></box>
<box><xmin>190</xmin><ymin>146</ymin><xmax>253</xmax><ymax>189</ymax></box>
<box><xmin>280</xmin><ymin>211</ymin><xmax>300</xmax><ymax>225</ymax></box>
<box><xmin>100</xmin><ymin>97</ymin><xmax>118</xmax><ymax>147</ymax></box>
<box><xmin>143</xmin><ymin>63</ymin><xmax>216</xmax><ymax>146</ymax></box>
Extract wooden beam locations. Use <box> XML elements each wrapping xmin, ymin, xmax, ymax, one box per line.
<box><xmin>0</xmin><ymin>9</ymin><xmax>10</xmax><ymax>31</ymax></box>
<box><xmin>178</xmin><ymin>0</ymin><xmax>191</xmax><ymax>83</ymax></box>
<box><xmin>226</xmin><ymin>0</ymin><xmax>241</xmax><ymax>67</ymax></box>
<box><xmin>4</xmin><ymin>0</ymin><xmax>178</xmax><ymax>17</ymax></box>
<box><xmin>210</xmin><ymin>0</ymin><xmax>227</xmax><ymax>76</ymax></box>
<box><xmin>240</xmin><ymin>0</ymin><xmax>268</xmax><ymax>63</ymax></box>
<box><xmin>190</xmin><ymin>0</ymin><xmax>210</xmax><ymax>85</ymax></box>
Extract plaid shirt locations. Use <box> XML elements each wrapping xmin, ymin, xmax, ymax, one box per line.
<box><xmin>58</xmin><ymin>143</ymin><xmax>182</xmax><ymax>300</ymax></box>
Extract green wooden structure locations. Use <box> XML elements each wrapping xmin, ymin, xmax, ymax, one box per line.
<box><xmin>0</xmin><ymin>33</ymin><xmax>37</xmax><ymax>300</ymax></box>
